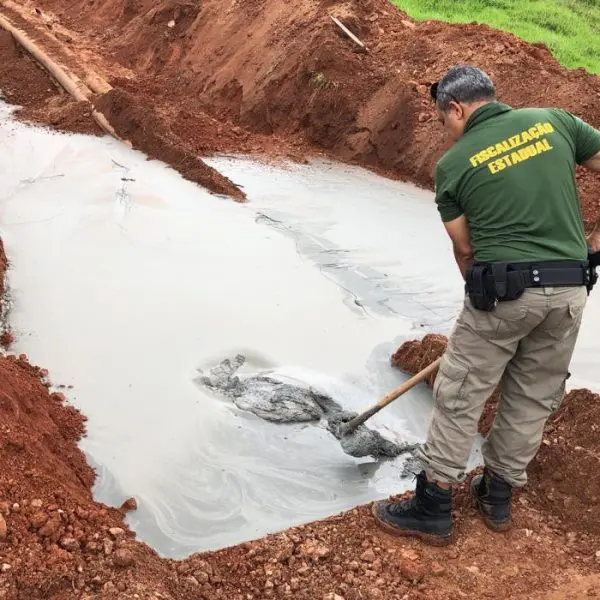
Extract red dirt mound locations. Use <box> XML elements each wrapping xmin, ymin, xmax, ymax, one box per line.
<box><xmin>391</xmin><ymin>333</ymin><xmax>446</xmax><ymax>386</ymax></box>
<box><xmin>0</xmin><ymin>18</ymin><xmax>244</xmax><ymax>200</ymax></box>
<box><xmin>0</xmin><ymin>351</ymin><xmax>163</xmax><ymax>599</ymax></box>
<box><xmin>93</xmin><ymin>88</ymin><xmax>245</xmax><ymax>201</ymax></box>
<box><xmin>528</xmin><ymin>388</ymin><xmax>600</xmax><ymax>538</ymax></box>
<box><xmin>0</xmin><ymin>27</ymin><xmax>102</xmax><ymax>137</ymax></box>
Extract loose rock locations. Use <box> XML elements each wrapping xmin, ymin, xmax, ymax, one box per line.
<box><xmin>30</xmin><ymin>511</ymin><xmax>48</xmax><ymax>529</ymax></box>
<box><xmin>400</xmin><ymin>560</ymin><xmax>425</xmax><ymax>583</ymax></box>
<box><xmin>39</xmin><ymin>516</ymin><xmax>61</xmax><ymax>538</ymax></box>
<box><xmin>0</xmin><ymin>514</ymin><xmax>7</xmax><ymax>540</ymax></box>
<box><xmin>194</xmin><ymin>570</ymin><xmax>210</xmax><ymax>584</ymax></box>
<box><xmin>193</xmin><ymin>559</ymin><xmax>213</xmax><ymax>576</ymax></box>
<box><xmin>361</xmin><ymin>548</ymin><xmax>376</xmax><ymax>563</ymax></box>
<box><xmin>59</xmin><ymin>536</ymin><xmax>80</xmax><ymax>551</ymax></box>
<box><xmin>120</xmin><ymin>497</ymin><xmax>138</xmax><ymax>512</ymax></box>
<box><xmin>114</xmin><ymin>548</ymin><xmax>135</xmax><ymax>567</ymax></box>
<box><xmin>75</xmin><ymin>506</ymin><xmax>89</xmax><ymax>520</ymax></box>
<box><xmin>104</xmin><ymin>539</ymin><xmax>114</xmax><ymax>556</ymax></box>
<box><xmin>109</xmin><ymin>527</ymin><xmax>126</xmax><ymax>539</ymax></box>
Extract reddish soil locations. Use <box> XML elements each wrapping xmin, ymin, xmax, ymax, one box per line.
<box><xmin>5</xmin><ymin>0</ymin><xmax>600</xmax><ymax>228</ymax></box>
<box><xmin>0</xmin><ymin>30</ymin><xmax>57</xmax><ymax>108</ymax></box>
<box><xmin>1</xmin><ymin>0</ymin><xmax>600</xmax><ymax>598</ymax></box>
<box><xmin>0</xmin><ymin>25</ymin><xmax>243</xmax><ymax>200</ymax></box>
<box><xmin>93</xmin><ymin>88</ymin><xmax>245</xmax><ymax>200</ymax></box>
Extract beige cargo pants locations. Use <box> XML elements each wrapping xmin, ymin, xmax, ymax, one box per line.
<box><xmin>415</xmin><ymin>286</ymin><xmax>587</xmax><ymax>488</ymax></box>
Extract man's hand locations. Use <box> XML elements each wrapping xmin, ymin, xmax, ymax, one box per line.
<box><xmin>443</xmin><ymin>215</ymin><xmax>474</xmax><ymax>280</ymax></box>
<box><xmin>589</xmin><ymin>230</ymin><xmax>600</xmax><ymax>252</ymax></box>
<box><xmin>583</xmin><ymin>151</ymin><xmax>600</xmax><ymax>173</ymax></box>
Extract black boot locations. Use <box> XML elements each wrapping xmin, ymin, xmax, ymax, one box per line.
<box><xmin>371</xmin><ymin>471</ymin><xmax>452</xmax><ymax>546</ymax></box>
<box><xmin>471</xmin><ymin>468</ymin><xmax>512</xmax><ymax>532</ymax></box>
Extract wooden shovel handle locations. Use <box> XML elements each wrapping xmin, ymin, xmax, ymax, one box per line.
<box><xmin>341</xmin><ymin>357</ymin><xmax>442</xmax><ymax>434</ymax></box>
<box><xmin>378</xmin><ymin>356</ymin><xmax>442</xmax><ymax>409</ymax></box>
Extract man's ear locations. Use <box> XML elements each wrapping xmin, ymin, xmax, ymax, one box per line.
<box><xmin>447</xmin><ymin>100</ymin><xmax>463</xmax><ymax>120</ymax></box>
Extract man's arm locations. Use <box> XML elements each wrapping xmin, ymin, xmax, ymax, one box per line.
<box><xmin>582</xmin><ymin>151</ymin><xmax>600</xmax><ymax>251</ymax></box>
<box><xmin>583</xmin><ymin>151</ymin><xmax>600</xmax><ymax>172</ymax></box>
<box><xmin>434</xmin><ymin>162</ymin><xmax>472</xmax><ymax>276</ymax></box>
<box><xmin>443</xmin><ymin>215</ymin><xmax>473</xmax><ymax>280</ymax></box>
<box><xmin>550</xmin><ymin>110</ymin><xmax>600</xmax><ymax>250</ymax></box>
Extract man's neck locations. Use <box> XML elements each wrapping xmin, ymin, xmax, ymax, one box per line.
<box><xmin>463</xmin><ymin>100</ymin><xmax>496</xmax><ymax>123</ymax></box>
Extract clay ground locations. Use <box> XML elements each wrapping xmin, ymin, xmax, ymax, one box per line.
<box><xmin>0</xmin><ymin>0</ymin><xmax>599</xmax><ymax>598</ymax></box>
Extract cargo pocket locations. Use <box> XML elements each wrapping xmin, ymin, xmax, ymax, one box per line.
<box><xmin>568</xmin><ymin>298</ymin><xmax>585</xmax><ymax>324</ymax></box>
<box><xmin>463</xmin><ymin>295</ymin><xmax>528</xmax><ymax>338</ymax></box>
<box><xmin>432</xmin><ymin>357</ymin><xmax>470</xmax><ymax>413</ymax></box>
<box><xmin>542</xmin><ymin>294</ymin><xmax>586</xmax><ymax>340</ymax></box>
<box><xmin>492</xmin><ymin>300</ymin><xmax>529</xmax><ymax>335</ymax></box>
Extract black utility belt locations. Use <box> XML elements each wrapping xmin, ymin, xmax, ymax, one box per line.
<box><xmin>465</xmin><ymin>258</ymin><xmax>596</xmax><ymax>312</ymax></box>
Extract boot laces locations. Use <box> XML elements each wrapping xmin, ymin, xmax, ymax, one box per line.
<box><xmin>387</xmin><ymin>471</ymin><xmax>426</xmax><ymax>516</ymax></box>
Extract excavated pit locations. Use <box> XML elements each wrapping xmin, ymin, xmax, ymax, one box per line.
<box><xmin>3</xmin><ymin>103</ymin><xmax>599</xmax><ymax>569</ymax></box>
<box><xmin>1</xmin><ymin>104</ymin><xmax>481</xmax><ymax>557</ymax></box>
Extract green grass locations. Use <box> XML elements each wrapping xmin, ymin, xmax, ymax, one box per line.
<box><xmin>391</xmin><ymin>0</ymin><xmax>600</xmax><ymax>74</ymax></box>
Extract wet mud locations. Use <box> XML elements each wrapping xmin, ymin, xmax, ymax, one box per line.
<box><xmin>197</xmin><ymin>355</ymin><xmax>417</xmax><ymax>459</ymax></box>
<box><xmin>197</xmin><ymin>355</ymin><xmax>326</xmax><ymax>424</ymax></box>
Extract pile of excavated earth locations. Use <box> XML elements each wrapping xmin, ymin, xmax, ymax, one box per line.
<box><xmin>0</xmin><ymin>0</ymin><xmax>599</xmax><ymax>598</ymax></box>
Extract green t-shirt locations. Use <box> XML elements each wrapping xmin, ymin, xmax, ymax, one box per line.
<box><xmin>435</xmin><ymin>102</ymin><xmax>600</xmax><ymax>262</ymax></box>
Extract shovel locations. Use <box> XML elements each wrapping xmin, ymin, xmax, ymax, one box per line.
<box><xmin>338</xmin><ymin>357</ymin><xmax>442</xmax><ymax>436</ymax></box>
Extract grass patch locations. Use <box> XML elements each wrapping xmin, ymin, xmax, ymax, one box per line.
<box><xmin>391</xmin><ymin>0</ymin><xmax>600</xmax><ymax>74</ymax></box>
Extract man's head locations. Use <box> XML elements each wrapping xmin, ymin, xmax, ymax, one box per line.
<box><xmin>431</xmin><ymin>66</ymin><xmax>496</xmax><ymax>140</ymax></box>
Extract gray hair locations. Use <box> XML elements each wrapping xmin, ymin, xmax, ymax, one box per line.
<box><xmin>434</xmin><ymin>65</ymin><xmax>496</xmax><ymax>111</ymax></box>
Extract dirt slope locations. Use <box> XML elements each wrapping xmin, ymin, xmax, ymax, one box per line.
<box><xmin>13</xmin><ymin>0</ymin><xmax>600</xmax><ymax>228</ymax></box>
<box><xmin>0</xmin><ymin>25</ymin><xmax>244</xmax><ymax>200</ymax></box>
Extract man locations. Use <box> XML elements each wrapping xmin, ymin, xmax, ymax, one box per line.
<box><xmin>372</xmin><ymin>65</ymin><xmax>600</xmax><ymax>546</ymax></box>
